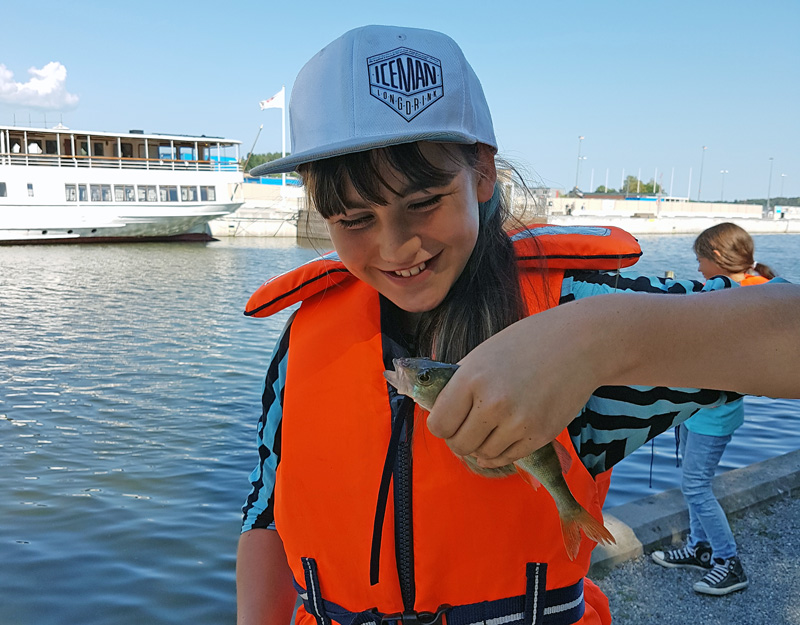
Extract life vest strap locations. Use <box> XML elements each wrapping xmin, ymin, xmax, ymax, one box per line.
<box><xmin>297</xmin><ymin>559</ymin><xmax>584</xmax><ymax>625</ymax></box>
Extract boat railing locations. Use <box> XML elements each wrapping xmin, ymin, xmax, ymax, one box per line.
<box><xmin>0</xmin><ymin>152</ymin><xmax>242</xmax><ymax>172</ymax></box>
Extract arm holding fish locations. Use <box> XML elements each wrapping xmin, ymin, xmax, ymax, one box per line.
<box><xmin>427</xmin><ymin>281</ymin><xmax>800</xmax><ymax>470</ymax></box>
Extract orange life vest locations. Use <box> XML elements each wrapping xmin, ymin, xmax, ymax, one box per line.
<box><xmin>740</xmin><ymin>274</ymin><xmax>768</xmax><ymax>286</ymax></box>
<box><xmin>245</xmin><ymin>224</ymin><xmax>642</xmax><ymax>625</ymax></box>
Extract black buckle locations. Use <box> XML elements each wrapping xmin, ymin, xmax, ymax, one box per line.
<box><xmin>381</xmin><ymin>605</ymin><xmax>450</xmax><ymax>625</ymax></box>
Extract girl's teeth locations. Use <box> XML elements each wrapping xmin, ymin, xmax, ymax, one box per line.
<box><xmin>395</xmin><ymin>261</ymin><xmax>426</xmax><ymax>277</ymax></box>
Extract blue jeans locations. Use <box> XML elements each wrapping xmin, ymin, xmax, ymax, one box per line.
<box><xmin>679</xmin><ymin>423</ymin><xmax>737</xmax><ymax>561</ymax></box>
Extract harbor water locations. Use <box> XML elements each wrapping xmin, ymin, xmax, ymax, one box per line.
<box><xmin>1</xmin><ymin>233</ymin><xmax>798</xmax><ymax>624</ymax></box>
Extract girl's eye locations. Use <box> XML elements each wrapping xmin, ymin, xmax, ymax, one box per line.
<box><xmin>336</xmin><ymin>215</ymin><xmax>373</xmax><ymax>230</ymax></box>
<box><xmin>410</xmin><ymin>195</ymin><xmax>442</xmax><ymax>211</ymax></box>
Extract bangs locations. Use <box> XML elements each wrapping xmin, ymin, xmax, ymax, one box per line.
<box><xmin>300</xmin><ymin>143</ymin><xmax>479</xmax><ymax>219</ymax></box>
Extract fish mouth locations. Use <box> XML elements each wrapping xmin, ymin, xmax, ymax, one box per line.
<box><xmin>383</xmin><ymin>367</ymin><xmax>402</xmax><ymax>390</ymax></box>
<box><xmin>384</xmin><ymin>358</ymin><xmax>412</xmax><ymax>392</ymax></box>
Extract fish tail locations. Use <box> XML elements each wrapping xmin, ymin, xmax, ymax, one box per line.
<box><xmin>558</xmin><ymin>505</ymin><xmax>616</xmax><ymax>560</ymax></box>
<box><xmin>574</xmin><ymin>506</ymin><xmax>616</xmax><ymax>546</ymax></box>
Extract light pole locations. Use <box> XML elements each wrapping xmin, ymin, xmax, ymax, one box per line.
<box><xmin>781</xmin><ymin>173</ymin><xmax>787</xmax><ymax>198</ymax></box>
<box><xmin>720</xmin><ymin>170</ymin><xmax>728</xmax><ymax>201</ymax></box>
<box><xmin>766</xmin><ymin>157</ymin><xmax>774</xmax><ymax>213</ymax></box>
<box><xmin>697</xmin><ymin>146</ymin><xmax>707</xmax><ymax>200</ymax></box>
<box><xmin>574</xmin><ymin>136</ymin><xmax>584</xmax><ymax>190</ymax></box>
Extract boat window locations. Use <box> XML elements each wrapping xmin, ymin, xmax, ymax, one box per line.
<box><xmin>159</xmin><ymin>185</ymin><xmax>178</xmax><ymax>202</ymax></box>
<box><xmin>65</xmin><ymin>184</ymin><xmax>77</xmax><ymax>201</ymax></box>
<box><xmin>101</xmin><ymin>185</ymin><xmax>112</xmax><ymax>201</ymax></box>
<box><xmin>27</xmin><ymin>183</ymin><xmax>34</xmax><ymax>197</ymax></box>
<box><xmin>94</xmin><ymin>143</ymin><xmax>105</xmax><ymax>157</ymax></box>
<box><xmin>200</xmin><ymin>186</ymin><xmax>216</xmax><ymax>201</ymax></box>
<box><xmin>80</xmin><ymin>142</ymin><xmax>89</xmax><ymax>156</ymax></box>
<box><xmin>79</xmin><ymin>185</ymin><xmax>88</xmax><ymax>201</ymax></box>
<box><xmin>121</xmin><ymin>143</ymin><xmax>133</xmax><ymax>159</ymax></box>
<box><xmin>46</xmin><ymin>140</ymin><xmax>58</xmax><ymax>155</ymax></box>
<box><xmin>137</xmin><ymin>185</ymin><xmax>157</xmax><ymax>202</ymax></box>
<box><xmin>91</xmin><ymin>185</ymin><xmax>101</xmax><ymax>201</ymax></box>
<box><xmin>0</xmin><ymin>182</ymin><xmax>6</xmax><ymax>197</ymax></box>
<box><xmin>181</xmin><ymin>186</ymin><xmax>198</xmax><ymax>201</ymax></box>
<box><xmin>114</xmin><ymin>185</ymin><xmax>135</xmax><ymax>201</ymax></box>
<box><xmin>158</xmin><ymin>145</ymin><xmax>174</xmax><ymax>160</ymax></box>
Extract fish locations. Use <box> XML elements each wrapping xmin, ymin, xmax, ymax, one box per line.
<box><xmin>383</xmin><ymin>356</ymin><xmax>615</xmax><ymax>560</ymax></box>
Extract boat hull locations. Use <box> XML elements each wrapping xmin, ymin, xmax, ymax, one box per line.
<box><xmin>0</xmin><ymin>202</ymin><xmax>243</xmax><ymax>243</ymax></box>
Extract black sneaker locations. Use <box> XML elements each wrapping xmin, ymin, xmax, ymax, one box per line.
<box><xmin>651</xmin><ymin>542</ymin><xmax>713</xmax><ymax>570</ymax></box>
<box><xmin>693</xmin><ymin>556</ymin><xmax>749</xmax><ymax>596</ymax></box>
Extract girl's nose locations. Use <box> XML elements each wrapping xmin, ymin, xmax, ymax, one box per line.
<box><xmin>380</xmin><ymin>219</ymin><xmax>421</xmax><ymax>265</ymax></box>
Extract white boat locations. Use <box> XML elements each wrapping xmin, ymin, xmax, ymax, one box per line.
<box><xmin>0</xmin><ymin>124</ymin><xmax>244</xmax><ymax>243</ymax></box>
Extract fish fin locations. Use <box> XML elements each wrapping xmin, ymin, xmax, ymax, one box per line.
<box><xmin>551</xmin><ymin>439</ymin><xmax>573</xmax><ymax>475</ymax></box>
<box><xmin>558</xmin><ymin>515</ymin><xmax>583</xmax><ymax>561</ymax></box>
<box><xmin>514</xmin><ymin>464</ymin><xmax>542</xmax><ymax>490</ymax></box>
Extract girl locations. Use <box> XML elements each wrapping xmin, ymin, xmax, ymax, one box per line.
<box><xmin>237</xmin><ymin>26</ymin><xmax>800</xmax><ymax>625</ymax></box>
<box><xmin>652</xmin><ymin>223</ymin><xmax>778</xmax><ymax>595</ymax></box>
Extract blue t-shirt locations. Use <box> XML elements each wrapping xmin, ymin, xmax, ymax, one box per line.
<box><xmin>684</xmin><ymin>397</ymin><xmax>744</xmax><ymax>436</ymax></box>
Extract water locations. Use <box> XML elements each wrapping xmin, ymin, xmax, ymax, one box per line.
<box><xmin>1</xmin><ymin>234</ymin><xmax>797</xmax><ymax>623</ymax></box>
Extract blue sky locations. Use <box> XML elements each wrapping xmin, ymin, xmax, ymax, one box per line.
<box><xmin>2</xmin><ymin>0</ymin><xmax>798</xmax><ymax>201</ymax></box>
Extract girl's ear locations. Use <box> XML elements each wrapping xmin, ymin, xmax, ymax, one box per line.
<box><xmin>475</xmin><ymin>143</ymin><xmax>497</xmax><ymax>203</ymax></box>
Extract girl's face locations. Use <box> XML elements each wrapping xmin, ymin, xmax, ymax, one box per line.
<box><xmin>326</xmin><ymin>143</ymin><xmax>496</xmax><ymax>313</ymax></box>
<box><xmin>697</xmin><ymin>253</ymin><xmax>727</xmax><ymax>280</ymax></box>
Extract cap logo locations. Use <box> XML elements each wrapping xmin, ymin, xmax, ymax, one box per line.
<box><xmin>367</xmin><ymin>47</ymin><xmax>443</xmax><ymax>122</ymax></box>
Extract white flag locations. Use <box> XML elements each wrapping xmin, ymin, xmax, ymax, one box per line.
<box><xmin>259</xmin><ymin>87</ymin><xmax>285</xmax><ymax>110</ymax></box>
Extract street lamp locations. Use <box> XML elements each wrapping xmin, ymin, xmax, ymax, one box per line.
<box><xmin>574</xmin><ymin>136</ymin><xmax>584</xmax><ymax>190</ymax></box>
<box><xmin>781</xmin><ymin>173</ymin><xmax>787</xmax><ymax>198</ymax></box>
<box><xmin>766</xmin><ymin>157</ymin><xmax>774</xmax><ymax>213</ymax></box>
<box><xmin>697</xmin><ymin>146</ymin><xmax>707</xmax><ymax>201</ymax></box>
<box><xmin>720</xmin><ymin>170</ymin><xmax>728</xmax><ymax>201</ymax></box>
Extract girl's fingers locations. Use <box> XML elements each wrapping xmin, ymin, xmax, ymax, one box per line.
<box><xmin>471</xmin><ymin>421</ymin><xmax>536</xmax><ymax>465</ymax></box>
<box><xmin>426</xmin><ymin>373</ymin><xmax>474</xmax><ymax>440</ymax></box>
<box><xmin>475</xmin><ymin>439</ymin><xmax>537</xmax><ymax>469</ymax></box>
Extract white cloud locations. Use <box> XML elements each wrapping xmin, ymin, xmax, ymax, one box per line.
<box><xmin>0</xmin><ymin>62</ymin><xmax>79</xmax><ymax>110</ymax></box>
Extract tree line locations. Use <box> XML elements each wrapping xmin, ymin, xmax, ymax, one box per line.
<box><xmin>591</xmin><ymin>175</ymin><xmax>663</xmax><ymax>195</ymax></box>
<box><xmin>241</xmin><ymin>152</ymin><xmax>292</xmax><ymax>176</ymax></box>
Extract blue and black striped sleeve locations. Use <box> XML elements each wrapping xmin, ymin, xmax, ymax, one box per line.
<box><xmin>561</xmin><ymin>270</ymin><xmax>740</xmax><ymax>476</ymax></box>
<box><xmin>241</xmin><ymin>315</ymin><xmax>293</xmax><ymax>532</ymax></box>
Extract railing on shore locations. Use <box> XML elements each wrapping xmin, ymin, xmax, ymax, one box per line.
<box><xmin>0</xmin><ymin>152</ymin><xmax>242</xmax><ymax>172</ymax></box>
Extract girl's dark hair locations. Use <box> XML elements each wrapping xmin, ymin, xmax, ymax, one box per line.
<box><xmin>693</xmin><ymin>222</ymin><xmax>776</xmax><ymax>279</ymax></box>
<box><xmin>299</xmin><ymin>142</ymin><xmax>529</xmax><ymax>363</ymax></box>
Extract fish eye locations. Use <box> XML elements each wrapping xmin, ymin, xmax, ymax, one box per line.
<box><xmin>417</xmin><ymin>370</ymin><xmax>432</xmax><ymax>385</ymax></box>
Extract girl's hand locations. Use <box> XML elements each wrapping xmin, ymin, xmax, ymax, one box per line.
<box><xmin>426</xmin><ymin>297</ymin><xmax>610</xmax><ymax>468</ymax></box>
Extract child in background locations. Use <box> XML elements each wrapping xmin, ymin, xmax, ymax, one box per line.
<box><xmin>652</xmin><ymin>223</ymin><xmax>777</xmax><ymax>595</ymax></box>
<box><xmin>237</xmin><ymin>26</ymin><xmax>800</xmax><ymax>625</ymax></box>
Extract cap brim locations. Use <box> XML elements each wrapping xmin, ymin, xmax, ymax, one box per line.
<box><xmin>249</xmin><ymin>131</ymin><xmax>486</xmax><ymax>177</ymax></box>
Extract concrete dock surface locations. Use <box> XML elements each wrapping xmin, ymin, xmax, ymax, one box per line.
<box><xmin>590</xmin><ymin>449</ymin><xmax>800</xmax><ymax>624</ymax></box>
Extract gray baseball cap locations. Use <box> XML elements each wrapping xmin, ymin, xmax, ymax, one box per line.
<box><xmin>250</xmin><ymin>25</ymin><xmax>496</xmax><ymax>177</ymax></box>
